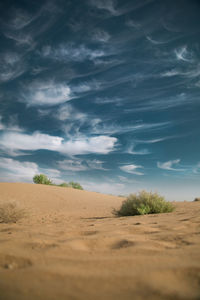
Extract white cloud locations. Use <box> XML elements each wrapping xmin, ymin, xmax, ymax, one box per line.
<box><xmin>0</xmin><ymin>157</ymin><xmax>39</xmax><ymax>182</ymax></box>
<box><xmin>118</xmin><ymin>175</ymin><xmax>139</xmax><ymax>184</ymax></box>
<box><xmin>0</xmin><ymin>157</ymin><xmax>61</xmax><ymax>183</ymax></box>
<box><xmin>23</xmin><ymin>80</ymin><xmax>72</xmax><ymax>106</ymax></box>
<box><xmin>146</xmin><ymin>36</ymin><xmax>166</xmax><ymax>45</ymax></box>
<box><xmin>126</xmin><ymin>20</ymin><xmax>141</xmax><ymax>29</ymax></box>
<box><xmin>161</xmin><ymin>69</ymin><xmax>180</xmax><ymax>77</ymax></box>
<box><xmin>87</xmin><ymin>159</ymin><xmax>106</xmax><ymax>170</ymax></box>
<box><xmin>0</xmin><ymin>131</ymin><xmax>117</xmax><ymax>155</ymax></box>
<box><xmin>7</xmin><ymin>8</ymin><xmax>35</xmax><ymax>30</ymax></box>
<box><xmin>61</xmin><ymin>135</ymin><xmax>117</xmax><ymax>155</ymax></box>
<box><xmin>193</xmin><ymin>162</ymin><xmax>200</xmax><ymax>174</ymax></box>
<box><xmin>119</xmin><ymin>164</ymin><xmax>144</xmax><ymax>175</ymax></box>
<box><xmin>157</xmin><ymin>159</ymin><xmax>185</xmax><ymax>171</ymax></box>
<box><xmin>0</xmin><ymin>52</ymin><xmax>26</xmax><ymax>82</ymax></box>
<box><xmin>175</xmin><ymin>46</ymin><xmax>193</xmax><ymax>62</ymax></box>
<box><xmin>82</xmin><ymin>180</ymin><xmax>125</xmax><ymax>195</ymax></box>
<box><xmin>41</xmin><ymin>44</ymin><xmax>105</xmax><ymax>62</ymax></box>
<box><xmin>56</xmin><ymin>104</ymin><xmax>86</xmax><ymax>121</ymax></box>
<box><xmin>58</xmin><ymin>159</ymin><xmax>88</xmax><ymax>172</ymax></box>
<box><xmin>4</xmin><ymin>31</ymin><xmax>34</xmax><ymax>46</ymax></box>
<box><xmin>131</xmin><ymin>94</ymin><xmax>188</xmax><ymax>112</ymax></box>
<box><xmin>135</xmin><ymin>137</ymin><xmax>172</xmax><ymax>144</ymax></box>
<box><xmin>91</xmin><ymin>29</ymin><xmax>110</xmax><ymax>42</ymax></box>
<box><xmin>89</xmin><ymin>0</ymin><xmax>118</xmax><ymax>15</ymax></box>
<box><xmin>161</xmin><ymin>67</ymin><xmax>200</xmax><ymax>79</ymax></box>
<box><xmin>91</xmin><ymin>121</ymin><xmax>169</xmax><ymax>135</ymax></box>
<box><xmin>0</xmin><ymin>115</ymin><xmax>23</xmax><ymax>132</ymax></box>
<box><xmin>126</xmin><ymin>144</ymin><xmax>150</xmax><ymax>155</ymax></box>
<box><xmin>57</xmin><ymin>158</ymin><xmax>105</xmax><ymax>172</ymax></box>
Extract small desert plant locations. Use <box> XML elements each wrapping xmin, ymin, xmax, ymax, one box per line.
<box><xmin>194</xmin><ymin>197</ymin><xmax>200</xmax><ymax>202</ymax></box>
<box><xmin>0</xmin><ymin>202</ymin><xmax>25</xmax><ymax>223</ymax></box>
<box><xmin>68</xmin><ymin>181</ymin><xmax>83</xmax><ymax>190</ymax></box>
<box><xmin>33</xmin><ymin>174</ymin><xmax>52</xmax><ymax>185</ymax></box>
<box><xmin>59</xmin><ymin>182</ymin><xmax>69</xmax><ymax>187</ymax></box>
<box><xmin>114</xmin><ymin>190</ymin><xmax>175</xmax><ymax>217</ymax></box>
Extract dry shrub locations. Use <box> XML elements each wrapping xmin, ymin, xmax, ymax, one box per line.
<box><xmin>0</xmin><ymin>202</ymin><xmax>25</xmax><ymax>223</ymax></box>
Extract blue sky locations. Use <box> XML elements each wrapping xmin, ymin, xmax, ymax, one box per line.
<box><xmin>0</xmin><ymin>0</ymin><xmax>200</xmax><ymax>200</ymax></box>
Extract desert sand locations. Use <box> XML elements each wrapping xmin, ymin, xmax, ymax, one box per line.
<box><xmin>0</xmin><ymin>182</ymin><xmax>200</xmax><ymax>300</ymax></box>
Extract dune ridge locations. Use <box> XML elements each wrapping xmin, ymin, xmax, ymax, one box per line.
<box><xmin>0</xmin><ymin>183</ymin><xmax>200</xmax><ymax>300</ymax></box>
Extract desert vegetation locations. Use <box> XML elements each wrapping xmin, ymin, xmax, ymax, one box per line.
<box><xmin>0</xmin><ymin>201</ymin><xmax>25</xmax><ymax>223</ymax></box>
<box><xmin>114</xmin><ymin>190</ymin><xmax>175</xmax><ymax>216</ymax></box>
<box><xmin>33</xmin><ymin>174</ymin><xmax>83</xmax><ymax>190</ymax></box>
<box><xmin>33</xmin><ymin>174</ymin><xmax>52</xmax><ymax>185</ymax></box>
<box><xmin>194</xmin><ymin>197</ymin><xmax>200</xmax><ymax>202</ymax></box>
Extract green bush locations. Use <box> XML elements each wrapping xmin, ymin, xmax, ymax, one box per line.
<box><xmin>59</xmin><ymin>182</ymin><xmax>69</xmax><ymax>187</ymax></box>
<box><xmin>32</xmin><ymin>175</ymin><xmax>84</xmax><ymax>190</ymax></box>
<box><xmin>194</xmin><ymin>197</ymin><xmax>200</xmax><ymax>202</ymax></box>
<box><xmin>33</xmin><ymin>174</ymin><xmax>52</xmax><ymax>185</ymax></box>
<box><xmin>68</xmin><ymin>181</ymin><xmax>83</xmax><ymax>190</ymax></box>
<box><xmin>114</xmin><ymin>190</ymin><xmax>175</xmax><ymax>217</ymax></box>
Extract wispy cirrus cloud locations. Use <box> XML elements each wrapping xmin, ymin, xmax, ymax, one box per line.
<box><xmin>175</xmin><ymin>46</ymin><xmax>193</xmax><ymax>62</ymax></box>
<box><xmin>89</xmin><ymin>0</ymin><xmax>153</xmax><ymax>17</ymax></box>
<box><xmin>119</xmin><ymin>164</ymin><xmax>144</xmax><ymax>175</ymax></box>
<box><xmin>161</xmin><ymin>66</ymin><xmax>200</xmax><ymax>80</ymax></box>
<box><xmin>193</xmin><ymin>162</ymin><xmax>200</xmax><ymax>174</ymax></box>
<box><xmin>91</xmin><ymin>121</ymin><xmax>170</xmax><ymax>135</ymax></box>
<box><xmin>56</xmin><ymin>104</ymin><xmax>86</xmax><ymax>122</ymax></box>
<box><xmin>58</xmin><ymin>158</ymin><xmax>106</xmax><ymax>172</ymax></box>
<box><xmin>53</xmin><ymin>104</ymin><xmax>101</xmax><ymax>138</ymax></box>
<box><xmin>129</xmin><ymin>93</ymin><xmax>189</xmax><ymax>112</ymax></box>
<box><xmin>41</xmin><ymin>44</ymin><xmax>105</xmax><ymax>62</ymax></box>
<box><xmin>0</xmin><ymin>115</ymin><xmax>23</xmax><ymax>133</ymax></box>
<box><xmin>0</xmin><ymin>52</ymin><xmax>26</xmax><ymax>82</ymax></box>
<box><xmin>91</xmin><ymin>29</ymin><xmax>110</xmax><ymax>43</ymax></box>
<box><xmin>2</xmin><ymin>2</ymin><xmax>60</xmax><ymax>47</ymax></box>
<box><xmin>125</xmin><ymin>143</ymin><xmax>150</xmax><ymax>155</ymax></box>
<box><xmin>22</xmin><ymin>80</ymin><xmax>72</xmax><ymax>106</ymax></box>
<box><xmin>0</xmin><ymin>130</ymin><xmax>117</xmax><ymax>156</ymax></box>
<box><xmin>157</xmin><ymin>159</ymin><xmax>185</xmax><ymax>171</ymax></box>
<box><xmin>89</xmin><ymin>0</ymin><xmax>118</xmax><ymax>16</ymax></box>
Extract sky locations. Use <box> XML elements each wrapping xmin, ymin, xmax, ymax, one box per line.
<box><xmin>0</xmin><ymin>0</ymin><xmax>200</xmax><ymax>201</ymax></box>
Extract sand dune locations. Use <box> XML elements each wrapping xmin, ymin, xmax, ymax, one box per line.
<box><xmin>0</xmin><ymin>183</ymin><xmax>200</xmax><ymax>300</ymax></box>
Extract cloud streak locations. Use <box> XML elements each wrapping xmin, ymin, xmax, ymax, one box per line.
<box><xmin>120</xmin><ymin>164</ymin><xmax>144</xmax><ymax>175</ymax></box>
<box><xmin>157</xmin><ymin>159</ymin><xmax>185</xmax><ymax>171</ymax></box>
<box><xmin>41</xmin><ymin>44</ymin><xmax>106</xmax><ymax>62</ymax></box>
<box><xmin>0</xmin><ymin>52</ymin><xmax>26</xmax><ymax>82</ymax></box>
<box><xmin>58</xmin><ymin>158</ymin><xmax>106</xmax><ymax>172</ymax></box>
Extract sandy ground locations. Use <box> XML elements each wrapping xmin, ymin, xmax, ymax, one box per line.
<box><xmin>0</xmin><ymin>183</ymin><xmax>200</xmax><ymax>300</ymax></box>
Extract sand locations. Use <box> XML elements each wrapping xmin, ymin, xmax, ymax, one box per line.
<box><xmin>0</xmin><ymin>182</ymin><xmax>199</xmax><ymax>300</ymax></box>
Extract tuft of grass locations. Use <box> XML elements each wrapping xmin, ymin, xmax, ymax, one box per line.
<box><xmin>194</xmin><ymin>197</ymin><xmax>200</xmax><ymax>202</ymax></box>
<box><xmin>0</xmin><ymin>202</ymin><xmax>25</xmax><ymax>224</ymax></box>
<box><xmin>114</xmin><ymin>190</ymin><xmax>175</xmax><ymax>217</ymax></box>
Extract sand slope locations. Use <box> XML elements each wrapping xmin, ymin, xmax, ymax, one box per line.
<box><xmin>0</xmin><ymin>183</ymin><xmax>200</xmax><ymax>300</ymax></box>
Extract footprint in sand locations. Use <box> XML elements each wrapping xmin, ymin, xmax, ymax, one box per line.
<box><xmin>0</xmin><ymin>254</ymin><xmax>32</xmax><ymax>270</ymax></box>
<box><xmin>112</xmin><ymin>239</ymin><xmax>135</xmax><ymax>249</ymax></box>
<box><xmin>26</xmin><ymin>241</ymin><xmax>58</xmax><ymax>250</ymax></box>
<box><xmin>80</xmin><ymin>230</ymin><xmax>98</xmax><ymax>236</ymax></box>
